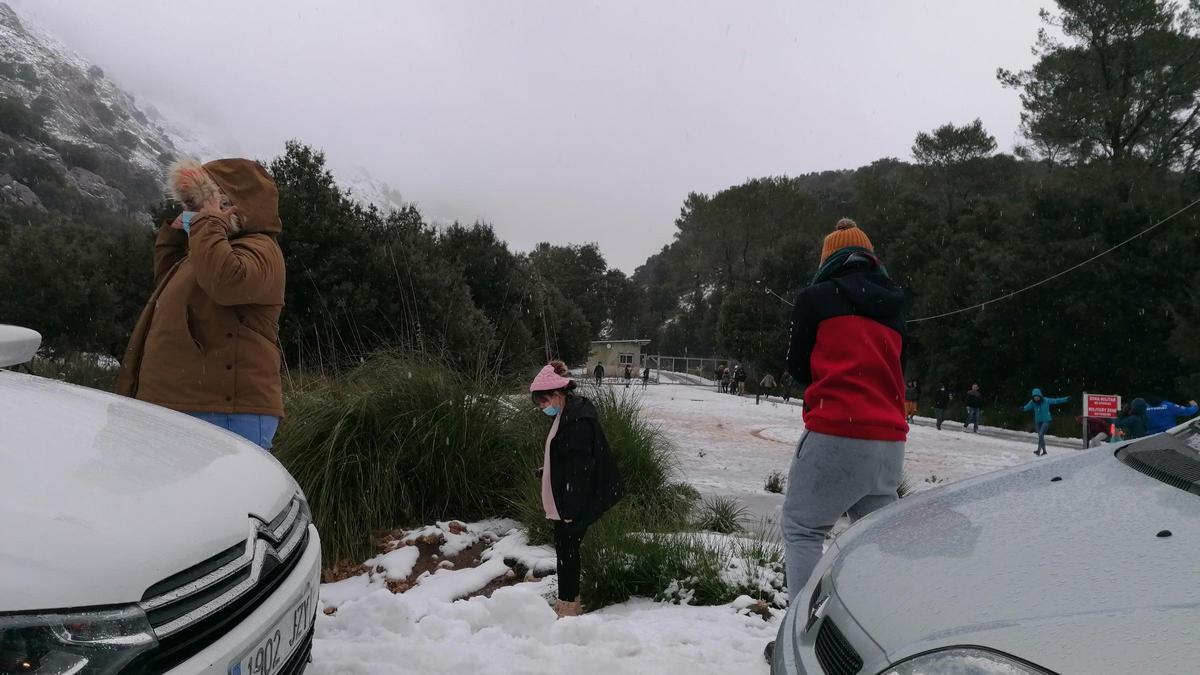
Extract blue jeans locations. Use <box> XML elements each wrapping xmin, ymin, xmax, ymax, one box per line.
<box><xmin>965</xmin><ymin>407</ymin><xmax>981</xmax><ymax>432</ymax></box>
<box><xmin>189</xmin><ymin>413</ymin><xmax>280</xmax><ymax>451</ymax></box>
<box><xmin>1036</xmin><ymin>421</ymin><xmax>1050</xmax><ymax>452</ymax></box>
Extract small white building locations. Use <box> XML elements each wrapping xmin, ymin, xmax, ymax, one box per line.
<box><xmin>587</xmin><ymin>339</ymin><xmax>651</xmax><ymax>376</ymax></box>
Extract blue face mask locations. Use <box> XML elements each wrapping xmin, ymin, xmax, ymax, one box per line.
<box><xmin>180</xmin><ymin>211</ymin><xmax>199</xmax><ymax>234</ymax></box>
<box><xmin>542</xmin><ymin>406</ymin><xmax>560</xmax><ymax>417</ymax></box>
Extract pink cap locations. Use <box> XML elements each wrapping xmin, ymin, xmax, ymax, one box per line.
<box><xmin>529</xmin><ymin>364</ymin><xmax>572</xmax><ymax>393</ymax></box>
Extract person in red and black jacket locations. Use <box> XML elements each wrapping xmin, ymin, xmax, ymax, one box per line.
<box><xmin>780</xmin><ymin>218</ymin><xmax>908</xmax><ymax>601</ymax></box>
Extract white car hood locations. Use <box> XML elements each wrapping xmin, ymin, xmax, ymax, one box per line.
<box><xmin>0</xmin><ymin>371</ymin><xmax>297</xmax><ymax>611</ymax></box>
<box><xmin>831</xmin><ymin>443</ymin><xmax>1200</xmax><ymax>672</ymax></box>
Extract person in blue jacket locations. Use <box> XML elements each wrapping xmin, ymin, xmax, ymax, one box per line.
<box><xmin>1022</xmin><ymin>388</ymin><xmax>1070</xmax><ymax>456</ymax></box>
<box><xmin>1144</xmin><ymin>397</ymin><xmax>1199</xmax><ymax>435</ymax></box>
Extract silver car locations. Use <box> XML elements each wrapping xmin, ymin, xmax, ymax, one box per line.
<box><xmin>772</xmin><ymin>420</ymin><xmax>1200</xmax><ymax>674</ymax></box>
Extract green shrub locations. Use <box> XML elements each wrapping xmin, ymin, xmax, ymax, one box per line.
<box><xmin>275</xmin><ymin>351</ymin><xmax>540</xmax><ymax>565</ymax></box>
<box><xmin>580</xmin><ymin>511</ymin><xmax>787</xmax><ymax>610</ymax></box>
<box><xmin>764</xmin><ymin>469</ymin><xmax>786</xmax><ymax>493</ymax></box>
<box><xmin>23</xmin><ymin>353</ymin><xmax>119</xmax><ymax>390</ymax></box>
<box><xmin>0</xmin><ymin>96</ymin><xmax>43</xmax><ymax>139</ymax></box>
<box><xmin>694</xmin><ymin>495</ymin><xmax>749</xmax><ymax>534</ymax></box>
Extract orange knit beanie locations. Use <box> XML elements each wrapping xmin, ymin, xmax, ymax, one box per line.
<box><xmin>819</xmin><ymin>218</ymin><xmax>874</xmax><ymax>264</ymax></box>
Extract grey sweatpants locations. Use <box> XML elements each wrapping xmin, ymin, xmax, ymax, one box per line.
<box><xmin>781</xmin><ymin>430</ymin><xmax>905</xmax><ymax>602</ymax></box>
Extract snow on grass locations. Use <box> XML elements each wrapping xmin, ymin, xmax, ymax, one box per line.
<box><xmin>312</xmin><ymin>384</ymin><xmax>1054</xmax><ymax>673</ymax></box>
<box><xmin>480</xmin><ymin>527</ymin><xmax>557</xmax><ymax>576</ymax></box>
<box><xmin>642</xmin><ymin>530</ymin><xmax>789</xmax><ymax>608</ymax></box>
<box><xmin>401</xmin><ymin>518</ymin><xmax>519</xmax><ymax>557</ymax></box>
<box><xmin>312</xmin><ymin>585</ymin><xmax>778</xmax><ymax>675</ymax></box>
<box><xmin>366</xmin><ymin>547</ymin><xmax>420</xmax><ymax>581</ymax></box>
<box><xmin>315</xmin><ymin>519</ymin><xmax>784</xmax><ymax>674</ymax></box>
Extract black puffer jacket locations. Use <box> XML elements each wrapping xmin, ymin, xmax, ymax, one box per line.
<box><xmin>550</xmin><ymin>396</ymin><xmax>624</xmax><ymax>523</ymax></box>
<box><xmin>934</xmin><ymin>389</ymin><xmax>950</xmax><ymax>408</ymax></box>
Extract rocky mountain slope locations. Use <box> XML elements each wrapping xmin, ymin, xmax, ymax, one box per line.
<box><xmin>0</xmin><ymin>1</ymin><xmax>405</xmax><ymax>221</ymax></box>
<box><xmin>0</xmin><ymin>2</ymin><xmax>182</xmax><ymax>219</ymax></box>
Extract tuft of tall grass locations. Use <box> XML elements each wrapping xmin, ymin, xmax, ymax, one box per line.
<box><xmin>580</xmin><ymin>510</ymin><xmax>788</xmax><ymax>610</ymax></box>
<box><xmin>694</xmin><ymin>495</ymin><xmax>750</xmax><ymax>534</ymax></box>
<box><xmin>764</xmin><ymin>469</ymin><xmax>786</xmax><ymax>494</ymax></box>
<box><xmin>275</xmin><ymin>351</ymin><xmax>540</xmax><ymax>564</ymax></box>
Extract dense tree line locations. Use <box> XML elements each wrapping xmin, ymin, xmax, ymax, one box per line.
<box><xmin>630</xmin><ymin>0</ymin><xmax>1200</xmax><ymax>418</ymax></box>
<box><xmin>0</xmin><ymin>137</ymin><xmax>632</xmax><ymax>376</ymax></box>
<box><xmin>4</xmin><ymin>0</ymin><xmax>1199</xmax><ymax>419</ymax></box>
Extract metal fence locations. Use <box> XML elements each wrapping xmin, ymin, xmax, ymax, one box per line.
<box><xmin>643</xmin><ymin>355</ymin><xmax>732</xmax><ymax>386</ymax></box>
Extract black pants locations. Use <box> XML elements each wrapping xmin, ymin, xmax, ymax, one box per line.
<box><xmin>553</xmin><ymin>519</ymin><xmax>590</xmax><ymax>601</ymax></box>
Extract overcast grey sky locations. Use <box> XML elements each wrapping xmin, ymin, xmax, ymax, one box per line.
<box><xmin>13</xmin><ymin>0</ymin><xmax>1045</xmax><ymax>271</ymax></box>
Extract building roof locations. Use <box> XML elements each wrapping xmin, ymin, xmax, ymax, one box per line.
<box><xmin>589</xmin><ymin>339</ymin><xmax>651</xmax><ymax>346</ymax></box>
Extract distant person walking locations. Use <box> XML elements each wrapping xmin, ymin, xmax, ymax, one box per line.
<box><xmin>623</xmin><ymin>364</ymin><xmax>633</xmax><ymax>388</ymax></box>
<box><xmin>1144</xmin><ymin>396</ymin><xmax>1199</xmax><ymax>434</ymax></box>
<box><xmin>720</xmin><ymin>367</ymin><xmax>731</xmax><ymax>394</ymax></box>
<box><xmin>780</xmin><ymin>217</ymin><xmax>907</xmax><ymax>608</ymax></box>
<box><xmin>116</xmin><ymin>158</ymin><xmax>286</xmax><ymax>451</ymax></box>
<box><xmin>933</xmin><ymin>384</ymin><xmax>949</xmax><ymax>430</ymax></box>
<box><xmin>757</xmin><ymin>373</ymin><xmax>777</xmax><ymax>405</ymax></box>
<box><xmin>780</xmin><ymin>371</ymin><xmax>794</xmax><ymax>403</ymax></box>
<box><xmin>734</xmin><ymin>365</ymin><xmax>747</xmax><ymax>396</ymax></box>
<box><xmin>529</xmin><ymin>361</ymin><xmax>624</xmax><ymax>618</ymax></box>
<box><xmin>641</xmin><ymin>366</ymin><xmax>650</xmax><ymax>388</ymax></box>
<box><xmin>1022</xmin><ymin>388</ymin><xmax>1071</xmax><ymax>456</ymax></box>
<box><xmin>963</xmin><ymin>384</ymin><xmax>984</xmax><ymax>433</ymax></box>
<box><xmin>1115</xmin><ymin>398</ymin><xmax>1150</xmax><ymax>441</ymax></box>
<box><xmin>904</xmin><ymin>381</ymin><xmax>919</xmax><ymax>422</ymax></box>
<box><xmin>593</xmin><ymin>362</ymin><xmax>605</xmax><ymax>386</ymax></box>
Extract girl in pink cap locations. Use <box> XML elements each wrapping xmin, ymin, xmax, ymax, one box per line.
<box><xmin>530</xmin><ymin>360</ymin><xmax>624</xmax><ymax>617</ymax></box>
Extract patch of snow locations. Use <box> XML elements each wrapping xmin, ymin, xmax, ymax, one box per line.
<box><xmin>366</xmin><ymin>546</ymin><xmax>420</xmax><ymax>581</ymax></box>
<box><xmin>312</xmin><ymin>586</ymin><xmax>777</xmax><ymax>675</ymax></box>
<box><xmin>480</xmin><ymin>528</ymin><xmax>557</xmax><ymax>576</ymax></box>
<box><xmin>407</xmin><ymin>557</ymin><xmax>510</xmax><ymax>607</ymax></box>
<box><xmin>319</xmin><ymin>573</ymin><xmax>385</xmax><ymax>611</ymax></box>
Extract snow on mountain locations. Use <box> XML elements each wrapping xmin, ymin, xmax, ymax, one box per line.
<box><xmin>337</xmin><ymin>164</ymin><xmax>408</xmax><ymax>213</ymax></box>
<box><xmin>0</xmin><ymin>2</ymin><xmax>178</xmax><ymax>177</ymax></box>
<box><xmin>0</xmin><ymin>2</ymin><xmax>406</xmax><ymax>217</ymax></box>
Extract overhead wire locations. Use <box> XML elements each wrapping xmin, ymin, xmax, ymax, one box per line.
<box><xmin>906</xmin><ymin>195</ymin><xmax>1200</xmax><ymax>323</ymax></box>
<box><xmin>760</xmin><ymin>196</ymin><xmax>1200</xmax><ymax>323</ymax></box>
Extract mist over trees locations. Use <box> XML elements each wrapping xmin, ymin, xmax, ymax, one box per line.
<box><xmin>631</xmin><ymin>0</ymin><xmax>1200</xmax><ymax>405</ymax></box>
<box><xmin>3</xmin><ymin>0</ymin><xmax>1198</xmax><ymax>411</ymax></box>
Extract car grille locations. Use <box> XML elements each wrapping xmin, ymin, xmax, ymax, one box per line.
<box><xmin>123</xmin><ymin>494</ymin><xmax>311</xmax><ymax>674</ymax></box>
<box><xmin>815</xmin><ymin>619</ymin><xmax>863</xmax><ymax>675</ymax></box>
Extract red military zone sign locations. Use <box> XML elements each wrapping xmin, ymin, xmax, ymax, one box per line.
<box><xmin>1084</xmin><ymin>393</ymin><xmax>1121</xmax><ymax>418</ymax></box>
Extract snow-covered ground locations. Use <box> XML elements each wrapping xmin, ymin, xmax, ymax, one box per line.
<box><xmin>637</xmin><ymin>383</ymin><xmax>1064</xmax><ymax>528</ymax></box>
<box><xmin>311</xmin><ymin>521</ymin><xmax>778</xmax><ymax>674</ymax></box>
<box><xmin>311</xmin><ymin>382</ymin><xmax>1066</xmax><ymax>674</ymax></box>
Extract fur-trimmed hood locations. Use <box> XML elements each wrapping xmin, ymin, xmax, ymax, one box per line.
<box><xmin>167</xmin><ymin>158</ymin><xmax>282</xmax><ymax>236</ymax></box>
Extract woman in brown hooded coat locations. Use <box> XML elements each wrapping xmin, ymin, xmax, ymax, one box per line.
<box><xmin>116</xmin><ymin>158</ymin><xmax>286</xmax><ymax>450</ymax></box>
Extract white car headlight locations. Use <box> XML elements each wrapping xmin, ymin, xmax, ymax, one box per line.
<box><xmin>0</xmin><ymin>605</ymin><xmax>156</xmax><ymax>674</ymax></box>
<box><xmin>882</xmin><ymin>648</ymin><xmax>1051</xmax><ymax>675</ymax></box>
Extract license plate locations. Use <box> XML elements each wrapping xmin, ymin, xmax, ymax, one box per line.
<box><xmin>229</xmin><ymin>583</ymin><xmax>316</xmax><ymax>675</ymax></box>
